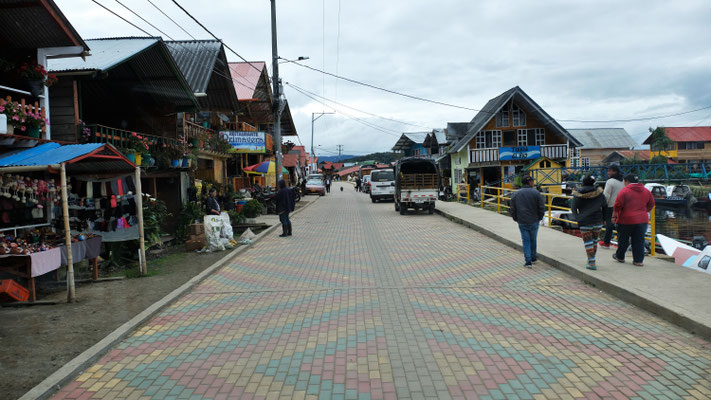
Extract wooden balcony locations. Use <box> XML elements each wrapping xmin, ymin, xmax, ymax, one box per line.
<box><xmin>470</xmin><ymin>144</ymin><xmax>568</xmax><ymax>164</ymax></box>
<box><xmin>80</xmin><ymin>124</ymin><xmax>181</xmax><ymax>155</ymax></box>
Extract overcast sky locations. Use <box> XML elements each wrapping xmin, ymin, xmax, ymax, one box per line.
<box><xmin>61</xmin><ymin>0</ymin><xmax>711</xmax><ymax>157</ymax></box>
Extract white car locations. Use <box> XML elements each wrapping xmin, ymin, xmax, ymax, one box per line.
<box><xmin>369</xmin><ymin>169</ymin><xmax>395</xmax><ymax>202</ymax></box>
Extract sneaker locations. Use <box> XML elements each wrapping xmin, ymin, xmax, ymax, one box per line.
<box><xmin>531</xmin><ymin>258</ymin><xmax>539</xmax><ymax>264</ymax></box>
<box><xmin>612</xmin><ymin>254</ymin><xmax>625</xmax><ymax>263</ymax></box>
<box><xmin>586</xmin><ymin>263</ymin><xmax>597</xmax><ymax>270</ymax></box>
<box><xmin>599</xmin><ymin>241</ymin><xmax>610</xmax><ymax>249</ymax></box>
<box><xmin>524</xmin><ymin>263</ymin><xmax>533</xmax><ymax>268</ymax></box>
<box><xmin>633</xmin><ymin>262</ymin><xmax>644</xmax><ymax>267</ymax></box>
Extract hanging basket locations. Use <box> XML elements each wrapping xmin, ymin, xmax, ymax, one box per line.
<box><xmin>23</xmin><ymin>79</ymin><xmax>44</xmax><ymax>98</ymax></box>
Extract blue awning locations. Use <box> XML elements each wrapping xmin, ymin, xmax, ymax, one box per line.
<box><xmin>0</xmin><ymin>143</ymin><xmax>104</xmax><ymax>167</ymax></box>
<box><xmin>0</xmin><ymin>143</ymin><xmax>135</xmax><ymax>174</ymax></box>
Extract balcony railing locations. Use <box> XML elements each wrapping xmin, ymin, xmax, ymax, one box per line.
<box><xmin>79</xmin><ymin>124</ymin><xmax>181</xmax><ymax>154</ymax></box>
<box><xmin>470</xmin><ymin>144</ymin><xmax>568</xmax><ymax>164</ymax></box>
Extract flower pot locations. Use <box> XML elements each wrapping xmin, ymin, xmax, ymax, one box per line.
<box><xmin>171</xmin><ymin>159</ymin><xmax>181</xmax><ymax>167</ymax></box>
<box><xmin>24</xmin><ymin>79</ymin><xmax>44</xmax><ymax>98</ymax></box>
<box><xmin>27</xmin><ymin>126</ymin><xmax>40</xmax><ymax>138</ymax></box>
<box><xmin>126</xmin><ymin>153</ymin><xmax>136</xmax><ymax>164</ymax></box>
<box><xmin>182</xmin><ymin>158</ymin><xmax>189</xmax><ymax>167</ymax></box>
<box><xmin>135</xmin><ymin>154</ymin><xmax>142</xmax><ymax>166</ymax></box>
<box><xmin>142</xmin><ymin>154</ymin><xmax>151</xmax><ymax>167</ymax></box>
<box><xmin>191</xmin><ymin>138</ymin><xmax>199</xmax><ymax>147</ymax></box>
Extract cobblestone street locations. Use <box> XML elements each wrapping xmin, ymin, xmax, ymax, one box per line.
<box><xmin>53</xmin><ymin>183</ymin><xmax>711</xmax><ymax>399</ymax></box>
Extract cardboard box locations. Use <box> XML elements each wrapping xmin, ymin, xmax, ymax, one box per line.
<box><xmin>189</xmin><ymin>223</ymin><xmax>204</xmax><ymax>237</ymax></box>
<box><xmin>186</xmin><ymin>234</ymin><xmax>205</xmax><ymax>251</ymax></box>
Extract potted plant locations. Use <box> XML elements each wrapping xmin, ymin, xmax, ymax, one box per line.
<box><xmin>154</xmin><ymin>151</ymin><xmax>170</xmax><ymax>169</ymax></box>
<box><xmin>0</xmin><ymin>101</ymin><xmax>25</xmax><ymax>135</ymax></box>
<box><xmin>126</xmin><ymin>133</ymin><xmax>148</xmax><ymax>165</ymax></box>
<box><xmin>167</xmin><ymin>146</ymin><xmax>182</xmax><ymax>167</ymax></box>
<box><xmin>242</xmin><ymin>199</ymin><xmax>262</xmax><ymax>223</ymax></box>
<box><xmin>16</xmin><ymin>62</ymin><xmax>57</xmax><ymax>97</ymax></box>
<box><xmin>22</xmin><ymin>111</ymin><xmax>47</xmax><ymax>138</ymax></box>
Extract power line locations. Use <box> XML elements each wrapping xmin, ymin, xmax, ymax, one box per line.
<box><xmin>557</xmin><ymin>104</ymin><xmax>711</xmax><ymax>123</ymax></box>
<box><xmin>286</xmin><ymin>82</ymin><xmax>433</xmax><ymax>130</ymax></box>
<box><xmin>115</xmin><ymin>0</ymin><xmax>174</xmax><ymax>39</ymax></box>
<box><xmin>91</xmin><ymin>0</ymin><xmax>153</xmax><ymax>36</ymax></box>
<box><xmin>146</xmin><ymin>0</ymin><xmax>196</xmax><ymax>40</ymax></box>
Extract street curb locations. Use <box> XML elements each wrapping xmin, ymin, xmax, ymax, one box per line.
<box><xmin>435</xmin><ymin>207</ymin><xmax>711</xmax><ymax>341</ymax></box>
<box><xmin>20</xmin><ymin>197</ymin><xmax>319</xmax><ymax>400</ymax></box>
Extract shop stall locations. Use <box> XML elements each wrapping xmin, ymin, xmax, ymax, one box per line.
<box><xmin>0</xmin><ymin>143</ymin><xmax>144</xmax><ymax>302</ymax></box>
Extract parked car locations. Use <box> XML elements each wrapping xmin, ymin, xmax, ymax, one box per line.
<box><xmin>307</xmin><ymin>173</ymin><xmax>324</xmax><ymax>183</ymax></box>
<box><xmin>362</xmin><ymin>175</ymin><xmax>372</xmax><ymax>194</ymax></box>
<box><xmin>394</xmin><ymin>157</ymin><xmax>439</xmax><ymax>215</ymax></box>
<box><xmin>305</xmin><ymin>179</ymin><xmax>326</xmax><ymax>196</ymax></box>
<box><xmin>370</xmin><ymin>169</ymin><xmax>395</xmax><ymax>202</ymax></box>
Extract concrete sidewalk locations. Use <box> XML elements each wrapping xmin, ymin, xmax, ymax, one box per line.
<box><xmin>435</xmin><ymin>200</ymin><xmax>711</xmax><ymax>340</ymax></box>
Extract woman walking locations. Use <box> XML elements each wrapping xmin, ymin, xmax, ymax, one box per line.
<box><xmin>613</xmin><ymin>174</ymin><xmax>655</xmax><ymax>266</ymax></box>
<box><xmin>275</xmin><ymin>179</ymin><xmax>295</xmax><ymax>237</ymax></box>
<box><xmin>571</xmin><ymin>176</ymin><xmax>607</xmax><ymax>270</ymax></box>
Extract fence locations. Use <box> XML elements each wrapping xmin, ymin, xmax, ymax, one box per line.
<box><xmin>477</xmin><ymin>184</ymin><xmax>656</xmax><ymax>256</ymax></box>
<box><xmin>530</xmin><ymin>163</ymin><xmax>711</xmax><ymax>185</ymax></box>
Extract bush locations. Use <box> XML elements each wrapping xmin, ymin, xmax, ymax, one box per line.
<box><xmin>242</xmin><ymin>199</ymin><xmax>262</xmax><ymax>218</ymax></box>
<box><xmin>143</xmin><ymin>195</ymin><xmax>170</xmax><ymax>247</ymax></box>
<box><xmin>227</xmin><ymin>210</ymin><xmax>245</xmax><ymax>225</ymax></box>
<box><xmin>176</xmin><ymin>201</ymin><xmax>204</xmax><ymax>241</ymax></box>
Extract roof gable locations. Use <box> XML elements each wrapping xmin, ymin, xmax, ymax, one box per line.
<box><xmin>566</xmin><ymin>128</ymin><xmax>637</xmax><ymax>149</ymax></box>
<box><xmin>49</xmin><ymin>37</ymin><xmax>160</xmax><ymax>72</ymax></box>
<box><xmin>643</xmin><ymin>127</ymin><xmax>711</xmax><ymax>144</ymax></box>
<box><xmin>392</xmin><ymin>132</ymin><xmax>428</xmax><ymax>151</ymax></box>
<box><xmin>450</xmin><ymin>86</ymin><xmax>582</xmax><ymax>153</ymax></box>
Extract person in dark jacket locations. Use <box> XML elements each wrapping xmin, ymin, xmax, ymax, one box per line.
<box><xmin>571</xmin><ymin>176</ymin><xmax>608</xmax><ymax>270</ymax></box>
<box><xmin>275</xmin><ymin>179</ymin><xmax>295</xmax><ymax>237</ymax></box>
<box><xmin>601</xmin><ymin>164</ymin><xmax>624</xmax><ymax>248</ymax></box>
<box><xmin>205</xmin><ymin>188</ymin><xmax>221</xmax><ymax>215</ymax></box>
<box><xmin>613</xmin><ymin>174</ymin><xmax>655</xmax><ymax>266</ymax></box>
<box><xmin>510</xmin><ymin>176</ymin><xmax>546</xmax><ymax>268</ymax></box>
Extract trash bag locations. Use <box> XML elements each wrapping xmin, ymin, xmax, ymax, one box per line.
<box><xmin>219</xmin><ymin>212</ymin><xmax>234</xmax><ymax>240</ymax></box>
<box><xmin>239</xmin><ymin>228</ymin><xmax>256</xmax><ymax>241</ymax></box>
<box><xmin>204</xmin><ymin>214</ymin><xmax>226</xmax><ymax>251</ymax></box>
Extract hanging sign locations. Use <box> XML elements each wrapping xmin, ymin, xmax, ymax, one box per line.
<box><xmin>219</xmin><ymin>131</ymin><xmax>266</xmax><ymax>153</ymax></box>
<box><xmin>499</xmin><ymin>146</ymin><xmax>541</xmax><ymax>161</ymax></box>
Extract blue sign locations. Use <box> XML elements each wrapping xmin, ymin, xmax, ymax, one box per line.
<box><xmin>219</xmin><ymin>131</ymin><xmax>266</xmax><ymax>153</ymax></box>
<box><xmin>499</xmin><ymin>146</ymin><xmax>541</xmax><ymax>161</ymax></box>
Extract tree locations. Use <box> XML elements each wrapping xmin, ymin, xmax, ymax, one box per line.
<box><xmin>649</xmin><ymin>126</ymin><xmax>674</xmax><ymax>152</ymax></box>
<box><xmin>649</xmin><ymin>155</ymin><xmax>668</xmax><ymax>164</ymax></box>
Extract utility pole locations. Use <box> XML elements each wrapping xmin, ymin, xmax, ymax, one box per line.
<box><xmin>270</xmin><ymin>0</ymin><xmax>282</xmax><ymax>186</ymax></box>
<box><xmin>311</xmin><ymin>111</ymin><xmax>333</xmax><ymax>172</ymax></box>
<box><xmin>337</xmin><ymin>145</ymin><xmax>343</xmax><ymax>162</ymax></box>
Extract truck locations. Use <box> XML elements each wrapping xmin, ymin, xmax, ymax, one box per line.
<box><xmin>394</xmin><ymin>157</ymin><xmax>440</xmax><ymax>215</ymax></box>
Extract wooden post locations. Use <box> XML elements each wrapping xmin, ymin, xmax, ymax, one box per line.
<box><xmin>135</xmin><ymin>167</ymin><xmax>148</xmax><ymax>275</ymax></box>
<box><xmin>60</xmin><ymin>163</ymin><xmax>75</xmax><ymax>303</ymax></box>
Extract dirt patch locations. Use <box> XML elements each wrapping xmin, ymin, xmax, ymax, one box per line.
<box><xmin>0</xmin><ymin>247</ymin><xmax>233</xmax><ymax>400</ymax></box>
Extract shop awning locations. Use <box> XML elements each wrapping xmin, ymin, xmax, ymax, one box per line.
<box><xmin>0</xmin><ymin>143</ymin><xmax>135</xmax><ymax>174</ymax></box>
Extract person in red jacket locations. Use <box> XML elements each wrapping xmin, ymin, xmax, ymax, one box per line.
<box><xmin>612</xmin><ymin>174</ymin><xmax>655</xmax><ymax>266</ymax></box>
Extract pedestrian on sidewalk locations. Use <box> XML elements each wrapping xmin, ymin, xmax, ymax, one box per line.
<box><xmin>601</xmin><ymin>164</ymin><xmax>624</xmax><ymax>248</ymax></box>
<box><xmin>571</xmin><ymin>176</ymin><xmax>608</xmax><ymax>270</ymax></box>
<box><xmin>275</xmin><ymin>179</ymin><xmax>295</xmax><ymax>237</ymax></box>
<box><xmin>612</xmin><ymin>174</ymin><xmax>655</xmax><ymax>266</ymax></box>
<box><xmin>325</xmin><ymin>176</ymin><xmax>331</xmax><ymax>193</ymax></box>
<box><xmin>355</xmin><ymin>176</ymin><xmax>362</xmax><ymax>192</ymax></box>
<box><xmin>509</xmin><ymin>176</ymin><xmax>545</xmax><ymax>268</ymax></box>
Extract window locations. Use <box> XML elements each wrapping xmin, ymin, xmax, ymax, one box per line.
<box><xmin>496</xmin><ymin>105</ymin><xmax>510</xmax><ymax>127</ymax></box>
<box><xmin>699</xmin><ymin>256</ymin><xmax>711</xmax><ymax>270</ymax></box>
<box><xmin>454</xmin><ymin>169</ymin><xmax>463</xmax><ymax>184</ymax></box>
<box><xmin>678</xmin><ymin>141</ymin><xmax>705</xmax><ymax>150</ymax></box>
<box><xmin>581</xmin><ymin>157</ymin><xmax>590</xmax><ymax>167</ymax></box>
<box><xmin>512</xmin><ymin>103</ymin><xmax>526</xmax><ymax>127</ymax></box>
<box><xmin>517</xmin><ymin>129</ymin><xmax>528</xmax><ymax>146</ymax></box>
<box><xmin>491</xmin><ymin>131</ymin><xmax>502</xmax><ymax>148</ymax></box>
<box><xmin>476</xmin><ymin>131</ymin><xmax>486</xmax><ymax>148</ymax></box>
<box><xmin>535</xmin><ymin>128</ymin><xmax>545</xmax><ymax>145</ymax></box>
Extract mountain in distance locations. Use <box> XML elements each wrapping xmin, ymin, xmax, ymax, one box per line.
<box><xmin>316</xmin><ymin>155</ymin><xmax>358</xmax><ymax>163</ymax></box>
<box><xmin>341</xmin><ymin>152</ymin><xmax>403</xmax><ymax>164</ymax></box>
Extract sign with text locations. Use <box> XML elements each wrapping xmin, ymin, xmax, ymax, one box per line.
<box><xmin>219</xmin><ymin>131</ymin><xmax>266</xmax><ymax>153</ymax></box>
<box><xmin>499</xmin><ymin>146</ymin><xmax>541</xmax><ymax>161</ymax></box>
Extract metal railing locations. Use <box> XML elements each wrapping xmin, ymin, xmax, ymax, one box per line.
<box><xmin>80</xmin><ymin>124</ymin><xmax>181</xmax><ymax>153</ymax></box>
<box><xmin>476</xmin><ymin>184</ymin><xmax>656</xmax><ymax>255</ymax></box>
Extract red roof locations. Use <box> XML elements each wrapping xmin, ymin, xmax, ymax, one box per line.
<box><xmin>376</xmin><ymin>164</ymin><xmax>390</xmax><ymax>168</ymax></box>
<box><xmin>644</xmin><ymin>127</ymin><xmax>711</xmax><ymax>144</ymax></box>
<box><xmin>615</xmin><ymin>150</ymin><xmax>651</xmax><ymax>161</ymax></box>
<box><xmin>337</xmin><ymin>165</ymin><xmax>361</xmax><ymax>176</ymax></box>
<box><xmin>228</xmin><ymin>61</ymin><xmax>266</xmax><ymax>100</ymax></box>
<box><xmin>282</xmin><ymin>153</ymin><xmax>299</xmax><ymax>167</ymax></box>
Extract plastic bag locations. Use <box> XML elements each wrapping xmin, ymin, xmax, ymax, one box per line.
<box><xmin>239</xmin><ymin>228</ymin><xmax>256</xmax><ymax>241</ymax></box>
<box><xmin>204</xmin><ymin>214</ymin><xmax>225</xmax><ymax>251</ymax></box>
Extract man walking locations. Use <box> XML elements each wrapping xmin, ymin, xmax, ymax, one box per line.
<box><xmin>510</xmin><ymin>176</ymin><xmax>545</xmax><ymax>268</ymax></box>
<box><xmin>600</xmin><ymin>164</ymin><xmax>624</xmax><ymax>248</ymax></box>
<box><xmin>275</xmin><ymin>179</ymin><xmax>295</xmax><ymax>237</ymax></box>
<box><xmin>325</xmin><ymin>176</ymin><xmax>331</xmax><ymax>193</ymax></box>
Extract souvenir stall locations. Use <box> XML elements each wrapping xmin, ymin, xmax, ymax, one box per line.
<box><xmin>0</xmin><ymin>143</ymin><xmax>144</xmax><ymax>303</ymax></box>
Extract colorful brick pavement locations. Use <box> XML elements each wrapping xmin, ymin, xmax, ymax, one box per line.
<box><xmin>52</xmin><ymin>183</ymin><xmax>711</xmax><ymax>399</ymax></box>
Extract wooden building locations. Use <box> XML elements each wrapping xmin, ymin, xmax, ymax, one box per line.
<box><xmin>644</xmin><ymin>127</ymin><xmax>711</xmax><ymax>163</ymax></box>
<box><xmin>566</xmin><ymin>128</ymin><xmax>637</xmax><ymax>167</ymax></box>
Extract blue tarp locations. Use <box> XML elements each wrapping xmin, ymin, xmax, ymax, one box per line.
<box><xmin>0</xmin><ymin>143</ymin><xmax>104</xmax><ymax>167</ymax></box>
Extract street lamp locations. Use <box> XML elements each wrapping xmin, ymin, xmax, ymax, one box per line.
<box><xmin>311</xmin><ymin>112</ymin><xmax>334</xmax><ymax>172</ymax></box>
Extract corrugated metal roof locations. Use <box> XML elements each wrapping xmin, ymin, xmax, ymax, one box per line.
<box><xmin>0</xmin><ymin>143</ymin><xmax>103</xmax><ymax>166</ymax></box>
<box><xmin>566</xmin><ymin>128</ymin><xmax>637</xmax><ymax>149</ymax></box>
<box><xmin>449</xmin><ymin>86</ymin><xmax>582</xmax><ymax>153</ymax></box>
<box><xmin>433</xmin><ymin>129</ymin><xmax>446</xmax><ymax>144</ymax></box>
<box><xmin>392</xmin><ymin>132</ymin><xmax>428</xmax><ymax>151</ymax></box>
<box><xmin>643</xmin><ymin>127</ymin><xmax>711</xmax><ymax>144</ymax></box>
<box><xmin>0</xmin><ymin>0</ymin><xmax>88</xmax><ymax>51</ymax></box>
<box><xmin>165</xmin><ymin>40</ymin><xmax>221</xmax><ymax>94</ymax></box>
<box><xmin>48</xmin><ymin>37</ymin><xmax>159</xmax><ymax>72</ymax></box>
<box><xmin>228</xmin><ymin>61</ymin><xmax>267</xmax><ymax>100</ymax></box>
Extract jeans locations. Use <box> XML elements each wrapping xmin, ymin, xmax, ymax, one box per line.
<box><xmin>518</xmin><ymin>223</ymin><xmax>540</xmax><ymax>264</ymax></box>
<box><xmin>616</xmin><ymin>223</ymin><xmax>647</xmax><ymax>263</ymax></box>
<box><xmin>603</xmin><ymin>208</ymin><xmax>615</xmax><ymax>244</ymax></box>
<box><xmin>279</xmin><ymin>212</ymin><xmax>290</xmax><ymax>226</ymax></box>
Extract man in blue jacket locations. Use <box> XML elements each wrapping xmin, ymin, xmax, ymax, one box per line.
<box><xmin>275</xmin><ymin>179</ymin><xmax>295</xmax><ymax>237</ymax></box>
<box><xmin>510</xmin><ymin>176</ymin><xmax>545</xmax><ymax>268</ymax></box>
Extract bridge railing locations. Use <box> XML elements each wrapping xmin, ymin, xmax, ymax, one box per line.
<box><xmin>476</xmin><ymin>184</ymin><xmax>656</xmax><ymax>256</ymax></box>
<box><xmin>532</xmin><ymin>162</ymin><xmax>711</xmax><ymax>183</ymax></box>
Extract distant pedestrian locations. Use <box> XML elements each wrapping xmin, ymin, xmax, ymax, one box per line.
<box><xmin>601</xmin><ymin>164</ymin><xmax>624</xmax><ymax>248</ymax></box>
<box><xmin>355</xmin><ymin>177</ymin><xmax>362</xmax><ymax>192</ymax></box>
<box><xmin>205</xmin><ymin>188</ymin><xmax>221</xmax><ymax>216</ymax></box>
<box><xmin>325</xmin><ymin>177</ymin><xmax>331</xmax><ymax>193</ymax></box>
<box><xmin>612</xmin><ymin>174</ymin><xmax>655</xmax><ymax>266</ymax></box>
<box><xmin>571</xmin><ymin>176</ymin><xmax>608</xmax><ymax>270</ymax></box>
<box><xmin>275</xmin><ymin>179</ymin><xmax>295</xmax><ymax>237</ymax></box>
<box><xmin>509</xmin><ymin>176</ymin><xmax>545</xmax><ymax>268</ymax></box>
